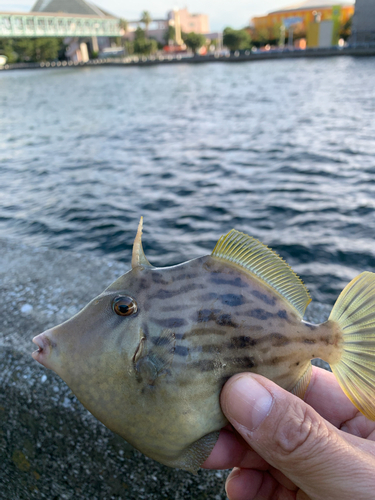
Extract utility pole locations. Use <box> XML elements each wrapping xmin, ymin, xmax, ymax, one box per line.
<box><xmin>279</xmin><ymin>24</ymin><xmax>286</xmax><ymax>48</ymax></box>
<box><xmin>288</xmin><ymin>26</ymin><xmax>294</xmax><ymax>48</ymax></box>
<box><xmin>174</xmin><ymin>9</ymin><xmax>183</xmax><ymax>45</ymax></box>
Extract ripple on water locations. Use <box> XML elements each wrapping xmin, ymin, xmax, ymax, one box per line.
<box><xmin>0</xmin><ymin>58</ymin><xmax>375</xmax><ymax>304</ymax></box>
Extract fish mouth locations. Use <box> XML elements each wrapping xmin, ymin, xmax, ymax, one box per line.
<box><xmin>32</xmin><ymin>332</ymin><xmax>52</xmax><ymax>363</ymax></box>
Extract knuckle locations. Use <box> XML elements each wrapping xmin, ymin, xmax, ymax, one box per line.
<box><xmin>270</xmin><ymin>399</ymin><xmax>329</xmax><ymax>463</ymax></box>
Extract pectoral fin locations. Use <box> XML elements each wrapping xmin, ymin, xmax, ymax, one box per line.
<box><xmin>133</xmin><ymin>328</ymin><xmax>176</xmax><ymax>385</ymax></box>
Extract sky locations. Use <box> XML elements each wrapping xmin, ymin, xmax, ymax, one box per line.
<box><xmin>0</xmin><ymin>0</ymin><xmax>303</xmax><ymax>31</ymax></box>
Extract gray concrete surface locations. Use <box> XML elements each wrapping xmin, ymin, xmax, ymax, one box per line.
<box><xmin>0</xmin><ymin>238</ymin><xmax>331</xmax><ymax>499</ymax></box>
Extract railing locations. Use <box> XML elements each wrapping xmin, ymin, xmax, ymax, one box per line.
<box><xmin>0</xmin><ymin>12</ymin><xmax>121</xmax><ymax>37</ymax></box>
<box><xmin>2</xmin><ymin>46</ymin><xmax>375</xmax><ymax>71</ymax></box>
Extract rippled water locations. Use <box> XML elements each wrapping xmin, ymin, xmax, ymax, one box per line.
<box><xmin>1</xmin><ymin>57</ymin><xmax>375</xmax><ymax>305</ymax></box>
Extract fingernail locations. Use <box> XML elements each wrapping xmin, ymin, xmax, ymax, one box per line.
<box><xmin>225</xmin><ymin>467</ymin><xmax>241</xmax><ymax>497</ymax></box>
<box><xmin>223</xmin><ymin>375</ymin><xmax>273</xmax><ymax>431</ymax></box>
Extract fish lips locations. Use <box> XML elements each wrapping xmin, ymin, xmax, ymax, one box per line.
<box><xmin>32</xmin><ymin>330</ymin><xmax>54</xmax><ymax>368</ymax></box>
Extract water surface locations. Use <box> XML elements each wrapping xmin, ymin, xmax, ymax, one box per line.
<box><xmin>1</xmin><ymin>57</ymin><xmax>375</xmax><ymax>304</ymax></box>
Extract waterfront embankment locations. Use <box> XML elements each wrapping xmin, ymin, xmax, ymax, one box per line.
<box><xmin>1</xmin><ymin>45</ymin><xmax>375</xmax><ymax>71</ymax></box>
<box><xmin>0</xmin><ymin>238</ymin><xmax>330</xmax><ymax>499</ymax></box>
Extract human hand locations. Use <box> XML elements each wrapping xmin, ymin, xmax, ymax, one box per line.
<box><xmin>203</xmin><ymin>367</ymin><xmax>375</xmax><ymax>500</ymax></box>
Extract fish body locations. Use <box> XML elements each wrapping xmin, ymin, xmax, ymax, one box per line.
<box><xmin>32</xmin><ymin>219</ymin><xmax>375</xmax><ymax>473</ymax></box>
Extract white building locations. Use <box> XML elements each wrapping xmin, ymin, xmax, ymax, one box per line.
<box><xmin>31</xmin><ymin>0</ymin><xmax>117</xmax><ymax>60</ymax></box>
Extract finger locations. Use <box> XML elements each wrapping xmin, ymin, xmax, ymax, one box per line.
<box><xmin>269</xmin><ymin>466</ymin><xmax>298</xmax><ymax>492</ymax></box>
<box><xmin>226</xmin><ymin>468</ymin><xmax>296</xmax><ymax>500</ymax></box>
<box><xmin>303</xmin><ymin>367</ymin><xmax>375</xmax><ymax>439</ymax></box>
<box><xmin>202</xmin><ymin>431</ymin><xmax>302</xmax><ymax>491</ymax></box>
<box><xmin>304</xmin><ymin>366</ymin><xmax>358</xmax><ymax>426</ymax></box>
<box><xmin>221</xmin><ymin>373</ymin><xmax>375</xmax><ymax>500</ymax></box>
<box><xmin>225</xmin><ymin>468</ymin><xmax>270</xmax><ymax>500</ymax></box>
<box><xmin>340</xmin><ymin>414</ymin><xmax>375</xmax><ymax>441</ymax></box>
<box><xmin>202</xmin><ymin>428</ymin><xmax>268</xmax><ymax>470</ymax></box>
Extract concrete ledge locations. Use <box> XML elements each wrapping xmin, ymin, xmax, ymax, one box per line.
<box><xmin>1</xmin><ymin>46</ymin><xmax>375</xmax><ymax>72</ymax></box>
<box><xmin>0</xmin><ymin>238</ymin><xmax>330</xmax><ymax>499</ymax></box>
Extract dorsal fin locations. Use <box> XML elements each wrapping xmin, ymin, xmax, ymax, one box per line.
<box><xmin>211</xmin><ymin>229</ymin><xmax>311</xmax><ymax>318</ymax></box>
<box><xmin>131</xmin><ymin>217</ymin><xmax>153</xmax><ymax>269</ymax></box>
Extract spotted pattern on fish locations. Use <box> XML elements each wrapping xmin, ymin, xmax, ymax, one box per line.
<box><xmin>135</xmin><ymin>258</ymin><xmax>325</xmax><ymax>391</ymax></box>
<box><xmin>277</xmin><ymin>309</ymin><xmax>288</xmax><ymax>319</ymax></box>
<box><xmin>153</xmin><ymin>318</ymin><xmax>187</xmax><ymax>328</ymax></box>
<box><xmin>153</xmin><ymin>283</ymin><xmax>205</xmax><ymax>300</ymax></box>
<box><xmin>35</xmin><ymin>235</ymin><xmax>358</xmax><ymax>477</ymax></box>
<box><xmin>226</xmin><ymin>336</ymin><xmax>257</xmax><ymax>349</ymax></box>
<box><xmin>247</xmin><ymin>308</ymin><xmax>274</xmax><ymax>320</ymax></box>
<box><xmin>252</xmin><ymin>289</ymin><xmax>277</xmax><ymax>306</ymax></box>
<box><xmin>209</xmin><ymin>276</ymin><xmax>249</xmax><ymax>288</ymax></box>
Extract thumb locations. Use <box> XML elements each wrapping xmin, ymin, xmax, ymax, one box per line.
<box><xmin>221</xmin><ymin>373</ymin><xmax>375</xmax><ymax>500</ymax></box>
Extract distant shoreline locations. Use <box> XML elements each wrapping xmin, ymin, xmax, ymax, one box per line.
<box><xmin>1</xmin><ymin>46</ymin><xmax>375</xmax><ymax>71</ymax></box>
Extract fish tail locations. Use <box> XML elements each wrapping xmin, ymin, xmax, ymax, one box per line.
<box><xmin>328</xmin><ymin>271</ymin><xmax>375</xmax><ymax>420</ymax></box>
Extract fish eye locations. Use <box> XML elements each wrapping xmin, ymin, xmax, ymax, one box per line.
<box><xmin>112</xmin><ymin>296</ymin><xmax>138</xmax><ymax>317</ymax></box>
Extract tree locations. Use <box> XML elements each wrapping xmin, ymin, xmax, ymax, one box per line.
<box><xmin>164</xmin><ymin>25</ymin><xmax>175</xmax><ymax>44</ymax></box>
<box><xmin>140</xmin><ymin>11</ymin><xmax>152</xmax><ymax>34</ymax></box>
<box><xmin>0</xmin><ymin>37</ymin><xmax>64</xmax><ymax>62</ymax></box>
<box><xmin>271</xmin><ymin>23</ymin><xmax>284</xmax><ymax>45</ymax></box>
<box><xmin>19</xmin><ymin>37</ymin><xmax>62</xmax><ymax>62</ymax></box>
<box><xmin>133</xmin><ymin>27</ymin><xmax>157</xmax><ymax>55</ymax></box>
<box><xmin>340</xmin><ymin>15</ymin><xmax>352</xmax><ymax>41</ymax></box>
<box><xmin>255</xmin><ymin>28</ymin><xmax>270</xmax><ymax>47</ymax></box>
<box><xmin>123</xmin><ymin>39</ymin><xmax>134</xmax><ymax>55</ymax></box>
<box><xmin>223</xmin><ymin>27</ymin><xmax>252</xmax><ymax>51</ymax></box>
<box><xmin>119</xmin><ymin>18</ymin><xmax>128</xmax><ymax>34</ymax></box>
<box><xmin>183</xmin><ymin>32</ymin><xmax>206</xmax><ymax>54</ymax></box>
<box><xmin>0</xmin><ymin>39</ymin><xmax>17</xmax><ymax>63</ymax></box>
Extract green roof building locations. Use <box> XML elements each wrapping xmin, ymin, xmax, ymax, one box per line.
<box><xmin>31</xmin><ymin>0</ymin><xmax>116</xmax><ymax>19</ymax></box>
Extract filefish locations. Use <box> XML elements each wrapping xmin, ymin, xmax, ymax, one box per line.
<box><xmin>32</xmin><ymin>218</ymin><xmax>375</xmax><ymax>473</ymax></box>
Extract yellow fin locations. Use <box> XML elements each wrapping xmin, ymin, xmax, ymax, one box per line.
<box><xmin>290</xmin><ymin>363</ymin><xmax>312</xmax><ymax>399</ymax></box>
<box><xmin>212</xmin><ymin>229</ymin><xmax>311</xmax><ymax>318</ymax></box>
<box><xmin>329</xmin><ymin>272</ymin><xmax>375</xmax><ymax>420</ymax></box>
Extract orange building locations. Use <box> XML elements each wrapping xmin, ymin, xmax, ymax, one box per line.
<box><xmin>251</xmin><ymin>1</ymin><xmax>354</xmax><ymax>38</ymax></box>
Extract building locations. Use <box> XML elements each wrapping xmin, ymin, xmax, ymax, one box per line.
<box><xmin>168</xmin><ymin>8</ymin><xmax>210</xmax><ymax>35</ymax></box>
<box><xmin>126</xmin><ymin>8</ymin><xmax>210</xmax><ymax>47</ymax></box>
<box><xmin>251</xmin><ymin>1</ymin><xmax>354</xmax><ymax>40</ymax></box>
<box><xmin>126</xmin><ymin>19</ymin><xmax>169</xmax><ymax>45</ymax></box>
<box><xmin>31</xmin><ymin>0</ymin><xmax>118</xmax><ymax>61</ymax></box>
<box><xmin>31</xmin><ymin>0</ymin><xmax>116</xmax><ymax>19</ymax></box>
<box><xmin>350</xmin><ymin>0</ymin><xmax>375</xmax><ymax>45</ymax></box>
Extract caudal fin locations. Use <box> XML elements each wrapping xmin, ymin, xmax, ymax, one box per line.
<box><xmin>329</xmin><ymin>272</ymin><xmax>375</xmax><ymax>420</ymax></box>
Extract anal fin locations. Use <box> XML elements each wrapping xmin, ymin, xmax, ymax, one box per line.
<box><xmin>290</xmin><ymin>363</ymin><xmax>312</xmax><ymax>399</ymax></box>
<box><xmin>167</xmin><ymin>431</ymin><xmax>220</xmax><ymax>474</ymax></box>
